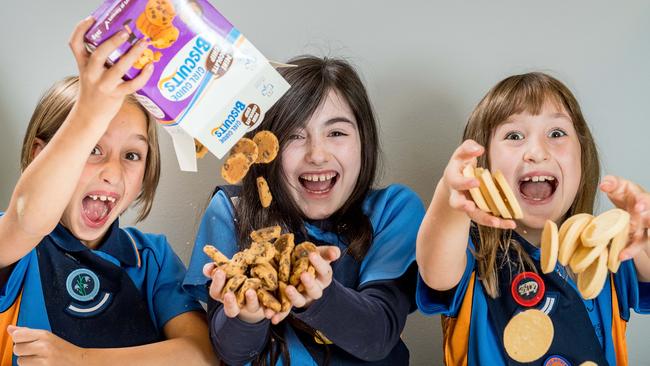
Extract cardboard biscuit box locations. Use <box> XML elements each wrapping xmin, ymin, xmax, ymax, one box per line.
<box><xmin>85</xmin><ymin>0</ymin><xmax>290</xmax><ymax>171</ymax></box>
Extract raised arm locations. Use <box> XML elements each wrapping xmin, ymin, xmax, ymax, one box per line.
<box><xmin>0</xmin><ymin>18</ymin><xmax>153</xmax><ymax>268</ymax></box>
<box><xmin>416</xmin><ymin>140</ymin><xmax>516</xmax><ymax>290</ymax></box>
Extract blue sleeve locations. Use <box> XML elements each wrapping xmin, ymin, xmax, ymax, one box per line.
<box><xmin>613</xmin><ymin>259</ymin><xmax>650</xmax><ymax>318</ymax></box>
<box><xmin>0</xmin><ymin>252</ymin><xmax>33</xmax><ymax>312</ymax></box>
<box><xmin>133</xmin><ymin>231</ymin><xmax>204</xmax><ymax>330</ymax></box>
<box><xmin>359</xmin><ymin>185</ymin><xmax>425</xmax><ymax>285</ymax></box>
<box><xmin>417</xmin><ymin>246</ymin><xmax>474</xmax><ymax>317</ymax></box>
<box><xmin>0</xmin><ymin>211</ymin><xmax>32</xmax><ymax>312</ymax></box>
<box><xmin>182</xmin><ymin>190</ymin><xmax>239</xmax><ymax>303</ymax></box>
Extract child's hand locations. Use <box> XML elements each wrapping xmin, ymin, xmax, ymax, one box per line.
<box><xmin>285</xmin><ymin>246</ymin><xmax>341</xmax><ymax>309</ymax></box>
<box><xmin>600</xmin><ymin>175</ymin><xmax>650</xmax><ymax>260</ymax></box>
<box><xmin>8</xmin><ymin>325</ymin><xmax>85</xmax><ymax>366</ymax></box>
<box><xmin>444</xmin><ymin>140</ymin><xmax>516</xmax><ymax>230</ymax></box>
<box><xmin>202</xmin><ymin>264</ymin><xmax>266</xmax><ymax>324</ymax></box>
<box><xmin>68</xmin><ymin>17</ymin><xmax>154</xmax><ymax>124</ymax></box>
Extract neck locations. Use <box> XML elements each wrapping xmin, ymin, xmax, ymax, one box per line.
<box><xmin>515</xmin><ymin>224</ymin><xmax>542</xmax><ymax>247</ymax></box>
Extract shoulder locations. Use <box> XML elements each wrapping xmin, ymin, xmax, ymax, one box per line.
<box><xmin>120</xmin><ymin>226</ymin><xmax>172</xmax><ymax>260</ymax></box>
<box><xmin>363</xmin><ymin>184</ymin><xmax>425</xmax><ymax>228</ymax></box>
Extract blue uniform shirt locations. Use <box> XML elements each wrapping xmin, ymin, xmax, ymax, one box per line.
<box><xmin>0</xmin><ymin>214</ymin><xmax>202</xmax><ymax>365</ymax></box>
<box><xmin>417</xmin><ymin>231</ymin><xmax>650</xmax><ymax>366</ymax></box>
<box><xmin>183</xmin><ymin>184</ymin><xmax>425</xmax><ymax>365</ymax></box>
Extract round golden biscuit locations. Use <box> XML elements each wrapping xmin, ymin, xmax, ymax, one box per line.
<box><xmin>540</xmin><ymin>220</ymin><xmax>559</xmax><ymax>274</ymax></box>
<box><xmin>476</xmin><ymin>168</ymin><xmax>512</xmax><ymax>219</ymax></box>
<box><xmin>577</xmin><ymin>249</ymin><xmax>608</xmax><ymax>299</ymax></box>
<box><xmin>253</xmin><ymin>131</ymin><xmax>279</xmax><ymax>164</ymax></box>
<box><xmin>503</xmin><ymin>309</ymin><xmax>554</xmax><ymax>363</ymax></box>
<box><xmin>608</xmin><ymin>221</ymin><xmax>630</xmax><ymax>273</ymax></box>
<box><xmin>579</xmin><ymin>362</ymin><xmax>598</xmax><ymax>366</ymax></box>
<box><xmin>557</xmin><ymin>213</ymin><xmax>593</xmax><ymax>266</ymax></box>
<box><xmin>581</xmin><ymin>208</ymin><xmax>630</xmax><ymax>247</ymax></box>
<box><xmin>569</xmin><ymin>240</ymin><xmax>608</xmax><ymax>273</ymax></box>
<box><xmin>462</xmin><ymin>164</ymin><xmax>491</xmax><ymax>213</ymax></box>
<box><xmin>474</xmin><ymin>168</ymin><xmax>499</xmax><ymax>215</ymax></box>
<box><xmin>231</xmin><ymin>138</ymin><xmax>259</xmax><ymax>164</ymax></box>
<box><xmin>493</xmin><ymin>170</ymin><xmax>524</xmax><ymax>219</ymax></box>
<box><xmin>145</xmin><ymin>0</ymin><xmax>176</xmax><ymax>27</ymax></box>
<box><xmin>221</xmin><ymin>153</ymin><xmax>252</xmax><ymax>184</ymax></box>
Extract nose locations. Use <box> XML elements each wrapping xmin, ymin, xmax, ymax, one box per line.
<box><xmin>305</xmin><ymin>136</ymin><xmax>329</xmax><ymax>166</ymax></box>
<box><xmin>99</xmin><ymin>154</ymin><xmax>122</xmax><ymax>185</ymax></box>
<box><xmin>523</xmin><ymin>136</ymin><xmax>550</xmax><ymax>163</ymax></box>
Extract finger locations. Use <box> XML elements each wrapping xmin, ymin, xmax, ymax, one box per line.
<box><xmin>620</xmin><ymin>240</ymin><xmax>646</xmax><ymax>261</ymax></box>
<box><xmin>470</xmin><ymin>209</ymin><xmax>516</xmax><ymax>230</ymax></box>
<box><xmin>454</xmin><ymin>140</ymin><xmax>484</xmax><ymax>161</ymax></box>
<box><xmin>264</xmin><ymin>308</ymin><xmax>275</xmax><ymax>320</ymax></box>
<box><xmin>317</xmin><ymin>246</ymin><xmax>341</xmax><ymax>262</ymax></box>
<box><xmin>106</xmin><ymin>39</ymin><xmax>150</xmax><ymax>83</ymax></box>
<box><xmin>309</xmin><ymin>252</ymin><xmax>333</xmax><ymax>281</ymax></box>
<box><xmin>117</xmin><ymin>62</ymin><xmax>154</xmax><ymax>94</ymax></box>
<box><xmin>300</xmin><ymin>271</ymin><xmax>323</xmax><ymax>300</ymax></box>
<box><xmin>448</xmin><ymin>175</ymin><xmax>480</xmax><ymax>191</ymax></box>
<box><xmin>88</xmin><ymin>30</ymin><xmax>130</xmax><ymax>73</ymax></box>
<box><xmin>12</xmin><ymin>340</ymin><xmax>45</xmax><ymax>357</ymax></box>
<box><xmin>271</xmin><ymin>310</ymin><xmax>290</xmax><ymax>325</ymax></box>
<box><xmin>68</xmin><ymin>16</ymin><xmax>96</xmax><ymax>69</ymax></box>
<box><xmin>244</xmin><ymin>289</ymin><xmax>261</xmax><ymax>313</ymax></box>
<box><xmin>449</xmin><ymin>189</ymin><xmax>476</xmax><ymax>212</ymax></box>
<box><xmin>202</xmin><ymin>262</ymin><xmax>216</xmax><ymax>278</ymax></box>
<box><xmin>222</xmin><ymin>292</ymin><xmax>240</xmax><ymax>318</ymax></box>
<box><xmin>285</xmin><ymin>285</ymin><xmax>307</xmax><ymax>308</ymax></box>
<box><xmin>207</xmin><ymin>270</ymin><xmax>226</xmax><ymax>301</ymax></box>
<box><xmin>7</xmin><ymin>327</ymin><xmax>43</xmax><ymax>344</ymax></box>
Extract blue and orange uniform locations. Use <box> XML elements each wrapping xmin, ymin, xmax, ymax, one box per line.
<box><xmin>417</xmin><ymin>229</ymin><xmax>650</xmax><ymax>366</ymax></box>
<box><xmin>0</xmin><ymin>214</ymin><xmax>203</xmax><ymax>365</ymax></box>
<box><xmin>183</xmin><ymin>184</ymin><xmax>425</xmax><ymax>365</ymax></box>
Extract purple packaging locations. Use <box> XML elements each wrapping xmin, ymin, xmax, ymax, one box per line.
<box><xmin>84</xmin><ymin>0</ymin><xmax>290</xmax><ymax>171</ymax></box>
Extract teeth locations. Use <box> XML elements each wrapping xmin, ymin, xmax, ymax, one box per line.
<box><xmin>301</xmin><ymin>172</ymin><xmax>336</xmax><ymax>181</ymax></box>
<box><xmin>522</xmin><ymin>175</ymin><xmax>555</xmax><ymax>182</ymax></box>
<box><xmin>88</xmin><ymin>195</ymin><xmax>116</xmax><ymax>203</ymax></box>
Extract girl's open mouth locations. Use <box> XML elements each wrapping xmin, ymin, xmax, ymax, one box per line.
<box><xmin>81</xmin><ymin>193</ymin><xmax>118</xmax><ymax>228</ymax></box>
<box><xmin>299</xmin><ymin>172</ymin><xmax>339</xmax><ymax>194</ymax></box>
<box><xmin>519</xmin><ymin>175</ymin><xmax>559</xmax><ymax>202</ymax></box>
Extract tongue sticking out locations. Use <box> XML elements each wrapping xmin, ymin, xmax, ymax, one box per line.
<box><xmin>520</xmin><ymin>181</ymin><xmax>554</xmax><ymax>201</ymax></box>
<box><xmin>82</xmin><ymin>197</ymin><xmax>110</xmax><ymax>222</ymax></box>
<box><xmin>301</xmin><ymin>178</ymin><xmax>335</xmax><ymax>192</ymax></box>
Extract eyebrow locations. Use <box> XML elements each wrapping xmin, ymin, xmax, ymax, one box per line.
<box><xmin>131</xmin><ymin>134</ymin><xmax>149</xmax><ymax>144</ymax></box>
<box><xmin>324</xmin><ymin>117</ymin><xmax>356</xmax><ymax>126</ymax></box>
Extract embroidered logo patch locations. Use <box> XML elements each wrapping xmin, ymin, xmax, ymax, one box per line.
<box><xmin>511</xmin><ymin>272</ymin><xmax>545</xmax><ymax>307</ymax></box>
<box><xmin>65</xmin><ymin>268</ymin><xmax>112</xmax><ymax>317</ymax></box>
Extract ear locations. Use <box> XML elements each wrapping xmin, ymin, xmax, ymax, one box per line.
<box><xmin>31</xmin><ymin>138</ymin><xmax>47</xmax><ymax>160</ymax></box>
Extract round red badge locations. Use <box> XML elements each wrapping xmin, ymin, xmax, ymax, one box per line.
<box><xmin>511</xmin><ymin>271</ymin><xmax>545</xmax><ymax>307</ymax></box>
<box><xmin>544</xmin><ymin>355</ymin><xmax>571</xmax><ymax>366</ymax></box>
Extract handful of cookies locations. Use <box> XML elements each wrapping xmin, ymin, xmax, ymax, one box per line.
<box><xmin>463</xmin><ymin>165</ymin><xmax>524</xmax><ymax>220</ymax></box>
<box><xmin>541</xmin><ymin>208</ymin><xmax>630</xmax><ymax>299</ymax></box>
<box><xmin>203</xmin><ymin>226</ymin><xmax>319</xmax><ymax>312</ymax></box>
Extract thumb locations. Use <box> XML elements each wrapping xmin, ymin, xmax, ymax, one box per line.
<box><xmin>320</xmin><ymin>245</ymin><xmax>341</xmax><ymax>262</ymax></box>
<box><xmin>6</xmin><ymin>325</ymin><xmax>17</xmax><ymax>336</ymax></box>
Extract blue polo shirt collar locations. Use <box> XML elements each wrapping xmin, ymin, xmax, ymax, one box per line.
<box><xmin>49</xmin><ymin>219</ymin><xmax>138</xmax><ymax>266</ymax></box>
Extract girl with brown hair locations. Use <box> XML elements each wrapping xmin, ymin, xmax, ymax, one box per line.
<box><xmin>183</xmin><ymin>55</ymin><xmax>425</xmax><ymax>365</ymax></box>
<box><xmin>416</xmin><ymin>72</ymin><xmax>650</xmax><ymax>365</ymax></box>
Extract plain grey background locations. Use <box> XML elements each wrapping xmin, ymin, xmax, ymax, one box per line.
<box><xmin>1</xmin><ymin>1</ymin><xmax>649</xmax><ymax>365</ymax></box>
